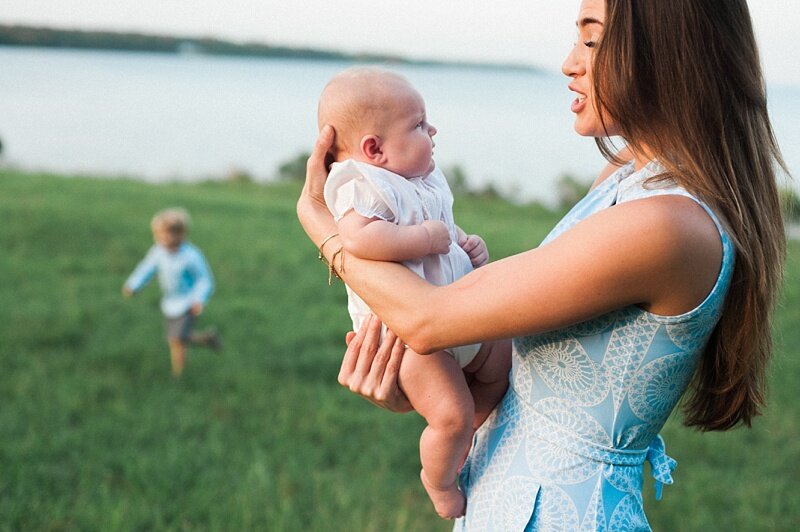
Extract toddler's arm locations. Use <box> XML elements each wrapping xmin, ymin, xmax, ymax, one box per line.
<box><xmin>122</xmin><ymin>247</ymin><xmax>158</xmax><ymax>295</ymax></box>
<box><xmin>188</xmin><ymin>248</ymin><xmax>214</xmax><ymax>310</ymax></box>
<box><xmin>337</xmin><ymin>210</ymin><xmax>451</xmax><ymax>262</ymax></box>
<box><xmin>456</xmin><ymin>226</ymin><xmax>489</xmax><ymax>268</ymax></box>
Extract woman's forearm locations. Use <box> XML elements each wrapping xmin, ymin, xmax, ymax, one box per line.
<box><xmin>297</xmin><ymin>194</ymin><xmax>338</xmax><ymax>250</ymax></box>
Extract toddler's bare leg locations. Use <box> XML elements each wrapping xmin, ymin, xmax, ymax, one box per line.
<box><xmin>399</xmin><ymin>349</ymin><xmax>473</xmax><ymax>519</ymax></box>
<box><xmin>189</xmin><ymin>329</ymin><xmax>223</xmax><ymax>353</ymax></box>
<box><xmin>169</xmin><ymin>339</ymin><xmax>186</xmax><ymax>377</ymax></box>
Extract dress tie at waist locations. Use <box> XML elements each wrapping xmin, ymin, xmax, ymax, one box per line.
<box><xmin>646</xmin><ymin>434</ymin><xmax>678</xmax><ymax>500</ymax></box>
<box><xmin>514</xmin><ymin>390</ymin><xmax>677</xmax><ymax>500</ymax></box>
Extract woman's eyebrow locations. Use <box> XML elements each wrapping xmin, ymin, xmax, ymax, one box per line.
<box><xmin>577</xmin><ymin>17</ymin><xmax>604</xmax><ymax>28</ymax></box>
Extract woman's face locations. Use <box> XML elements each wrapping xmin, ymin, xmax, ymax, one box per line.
<box><xmin>562</xmin><ymin>0</ymin><xmax>618</xmax><ymax>137</ymax></box>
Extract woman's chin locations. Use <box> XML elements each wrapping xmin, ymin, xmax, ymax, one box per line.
<box><xmin>573</xmin><ymin>123</ymin><xmax>605</xmax><ymax>138</ymax></box>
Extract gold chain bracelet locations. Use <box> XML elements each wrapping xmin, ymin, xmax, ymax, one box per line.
<box><xmin>317</xmin><ymin>232</ymin><xmax>339</xmax><ymax>260</ymax></box>
<box><xmin>317</xmin><ymin>233</ymin><xmax>345</xmax><ymax>286</ymax></box>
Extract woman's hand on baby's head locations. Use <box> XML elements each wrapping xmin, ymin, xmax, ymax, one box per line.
<box><xmin>421</xmin><ymin>220</ymin><xmax>452</xmax><ymax>255</ymax></box>
<box><xmin>301</xmin><ymin>125</ymin><xmax>336</xmax><ymax>207</ymax></box>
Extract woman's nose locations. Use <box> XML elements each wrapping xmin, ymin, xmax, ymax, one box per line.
<box><xmin>562</xmin><ymin>45</ymin><xmax>583</xmax><ymax>77</ymax></box>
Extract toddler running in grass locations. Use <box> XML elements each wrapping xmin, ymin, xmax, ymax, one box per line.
<box><xmin>123</xmin><ymin>208</ymin><xmax>221</xmax><ymax>377</ymax></box>
<box><xmin>318</xmin><ymin>68</ymin><xmax>511</xmax><ymax>519</ymax></box>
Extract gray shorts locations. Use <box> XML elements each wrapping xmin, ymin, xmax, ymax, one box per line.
<box><xmin>164</xmin><ymin>312</ymin><xmax>195</xmax><ymax>341</ymax></box>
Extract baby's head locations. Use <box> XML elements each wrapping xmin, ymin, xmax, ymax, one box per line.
<box><xmin>318</xmin><ymin>67</ymin><xmax>437</xmax><ymax>178</ymax></box>
<box><xmin>150</xmin><ymin>207</ymin><xmax>190</xmax><ymax>251</ymax></box>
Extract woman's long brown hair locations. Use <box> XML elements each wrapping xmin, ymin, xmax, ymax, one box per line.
<box><xmin>594</xmin><ymin>0</ymin><xmax>787</xmax><ymax>430</ymax></box>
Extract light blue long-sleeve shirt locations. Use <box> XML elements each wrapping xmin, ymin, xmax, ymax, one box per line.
<box><xmin>124</xmin><ymin>242</ymin><xmax>214</xmax><ymax>318</ymax></box>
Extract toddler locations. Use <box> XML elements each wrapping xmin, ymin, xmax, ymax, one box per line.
<box><xmin>123</xmin><ymin>208</ymin><xmax>221</xmax><ymax>376</ymax></box>
<box><xmin>319</xmin><ymin>68</ymin><xmax>510</xmax><ymax>519</ymax></box>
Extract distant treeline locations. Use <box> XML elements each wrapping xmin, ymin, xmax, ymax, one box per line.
<box><xmin>0</xmin><ymin>24</ymin><xmax>540</xmax><ymax>71</ymax></box>
<box><xmin>0</xmin><ymin>24</ymin><xmax>362</xmax><ymax>61</ymax></box>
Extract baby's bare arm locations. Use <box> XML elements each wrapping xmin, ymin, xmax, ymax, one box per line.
<box><xmin>337</xmin><ymin>210</ymin><xmax>451</xmax><ymax>261</ymax></box>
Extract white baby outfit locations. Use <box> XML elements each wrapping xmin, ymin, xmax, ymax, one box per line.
<box><xmin>323</xmin><ymin>159</ymin><xmax>480</xmax><ymax>367</ymax></box>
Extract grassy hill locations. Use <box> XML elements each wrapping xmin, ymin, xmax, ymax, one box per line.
<box><xmin>1</xmin><ymin>170</ymin><xmax>797</xmax><ymax>530</ymax></box>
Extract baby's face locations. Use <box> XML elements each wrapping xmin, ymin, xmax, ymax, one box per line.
<box><xmin>379</xmin><ymin>83</ymin><xmax>437</xmax><ymax>178</ymax></box>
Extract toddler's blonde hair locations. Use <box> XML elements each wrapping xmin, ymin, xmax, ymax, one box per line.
<box><xmin>151</xmin><ymin>207</ymin><xmax>191</xmax><ymax>235</ymax></box>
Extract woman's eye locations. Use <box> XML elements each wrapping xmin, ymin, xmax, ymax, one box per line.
<box><xmin>583</xmin><ymin>40</ymin><xmax>596</xmax><ymax>48</ymax></box>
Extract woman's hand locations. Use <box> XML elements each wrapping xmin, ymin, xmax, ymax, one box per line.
<box><xmin>338</xmin><ymin>314</ymin><xmax>413</xmax><ymax>413</ymax></box>
<box><xmin>297</xmin><ymin>125</ymin><xmax>339</xmax><ymax>247</ymax></box>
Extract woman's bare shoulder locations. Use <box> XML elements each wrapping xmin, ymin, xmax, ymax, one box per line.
<box><xmin>596</xmin><ymin>194</ymin><xmax>723</xmax><ymax>315</ymax></box>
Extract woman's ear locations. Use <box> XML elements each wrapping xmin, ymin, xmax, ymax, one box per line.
<box><xmin>360</xmin><ymin>135</ymin><xmax>386</xmax><ymax>164</ymax></box>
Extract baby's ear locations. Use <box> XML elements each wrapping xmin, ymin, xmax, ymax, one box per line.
<box><xmin>360</xmin><ymin>135</ymin><xmax>385</xmax><ymax>164</ymax></box>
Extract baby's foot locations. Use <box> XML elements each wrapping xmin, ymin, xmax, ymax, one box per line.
<box><xmin>420</xmin><ymin>470</ymin><xmax>466</xmax><ymax>519</ymax></box>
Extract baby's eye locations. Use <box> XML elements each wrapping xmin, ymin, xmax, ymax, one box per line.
<box><xmin>416</xmin><ymin>122</ymin><xmax>424</xmax><ymax>129</ymax></box>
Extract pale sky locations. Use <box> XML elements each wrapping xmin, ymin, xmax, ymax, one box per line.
<box><xmin>1</xmin><ymin>1</ymin><xmax>798</xmax><ymax>86</ymax></box>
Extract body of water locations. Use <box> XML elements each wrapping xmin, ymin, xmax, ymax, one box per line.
<box><xmin>1</xmin><ymin>47</ymin><xmax>798</xmax><ymax>204</ymax></box>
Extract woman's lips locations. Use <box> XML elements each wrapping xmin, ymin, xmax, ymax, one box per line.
<box><xmin>568</xmin><ymin>83</ymin><xmax>588</xmax><ymax>113</ymax></box>
<box><xmin>571</xmin><ymin>95</ymin><xmax>587</xmax><ymax>113</ymax></box>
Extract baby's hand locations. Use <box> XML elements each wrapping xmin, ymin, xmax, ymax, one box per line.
<box><xmin>457</xmin><ymin>227</ymin><xmax>489</xmax><ymax>268</ymax></box>
<box><xmin>421</xmin><ymin>220</ymin><xmax>452</xmax><ymax>255</ymax></box>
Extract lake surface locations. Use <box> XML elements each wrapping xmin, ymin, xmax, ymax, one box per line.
<box><xmin>1</xmin><ymin>47</ymin><xmax>798</xmax><ymax>204</ymax></box>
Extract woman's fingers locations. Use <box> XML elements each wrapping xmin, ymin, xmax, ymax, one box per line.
<box><xmin>304</xmin><ymin>125</ymin><xmax>335</xmax><ymax>199</ymax></box>
<box><xmin>378</xmin><ymin>336</ymin><xmax>413</xmax><ymax>412</ymax></box>
<box><xmin>368</xmin><ymin>327</ymin><xmax>397</xmax><ymax>384</ymax></box>
<box><xmin>297</xmin><ymin>125</ymin><xmax>339</xmax><ymax>246</ymax></box>
<box><xmin>337</xmin><ymin>315</ymin><xmax>412</xmax><ymax>412</ymax></box>
<box><xmin>352</xmin><ymin>315</ymin><xmax>382</xmax><ymax>388</ymax></box>
<box><xmin>345</xmin><ymin>331</ymin><xmax>356</xmax><ymax>345</ymax></box>
<box><xmin>338</xmin><ymin>315</ymin><xmax>369</xmax><ymax>387</ymax></box>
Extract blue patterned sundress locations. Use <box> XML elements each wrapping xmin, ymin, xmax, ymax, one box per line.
<box><xmin>455</xmin><ymin>161</ymin><xmax>735</xmax><ymax>531</ymax></box>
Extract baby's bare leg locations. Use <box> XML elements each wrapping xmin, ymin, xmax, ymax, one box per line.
<box><xmin>463</xmin><ymin>339</ymin><xmax>512</xmax><ymax>430</ymax></box>
<box><xmin>399</xmin><ymin>348</ymin><xmax>473</xmax><ymax>519</ymax></box>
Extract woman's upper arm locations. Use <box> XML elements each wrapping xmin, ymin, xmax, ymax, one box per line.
<box><xmin>374</xmin><ymin>196</ymin><xmax>720</xmax><ymax>353</ymax></box>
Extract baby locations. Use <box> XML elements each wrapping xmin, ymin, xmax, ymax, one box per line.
<box><xmin>319</xmin><ymin>68</ymin><xmax>510</xmax><ymax>519</ymax></box>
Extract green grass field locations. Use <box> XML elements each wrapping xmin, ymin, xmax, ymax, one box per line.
<box><xmin>1</xmin><ymin>170</ymin><xmax>798</xmax><ymax>531</ymax></box>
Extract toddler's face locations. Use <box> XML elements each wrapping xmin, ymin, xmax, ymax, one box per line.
<box><xmin>379</xmin><ymin>83</ymin><xmax>437</xmax><ymax>178</ymax></box>
<box><xmin>153</xmin><ymin>224</ymin><xmax>183</xmax><ymax>251</ymax></box>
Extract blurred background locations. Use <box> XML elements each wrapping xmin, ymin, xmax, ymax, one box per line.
<box><xmin>1</xmin><ymin>1</ymin><xmax>798</xmax><ymax>203</ymax></box>
<box><xmin>1</xmin><ymin>1</ymin><xmax>798</xmax><ymax>530</ymax></box>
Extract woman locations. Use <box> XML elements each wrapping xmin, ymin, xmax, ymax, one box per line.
<box><xmin>297</xmin><ymin>0</ymin><xmax>786</xmax><ymax>529</ymax></box>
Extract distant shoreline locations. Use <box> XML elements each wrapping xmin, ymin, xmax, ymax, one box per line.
<box><xmin>0</xmin><ymin>23</ymin><xmax>542</xmax><ymax>73</ymax></box>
